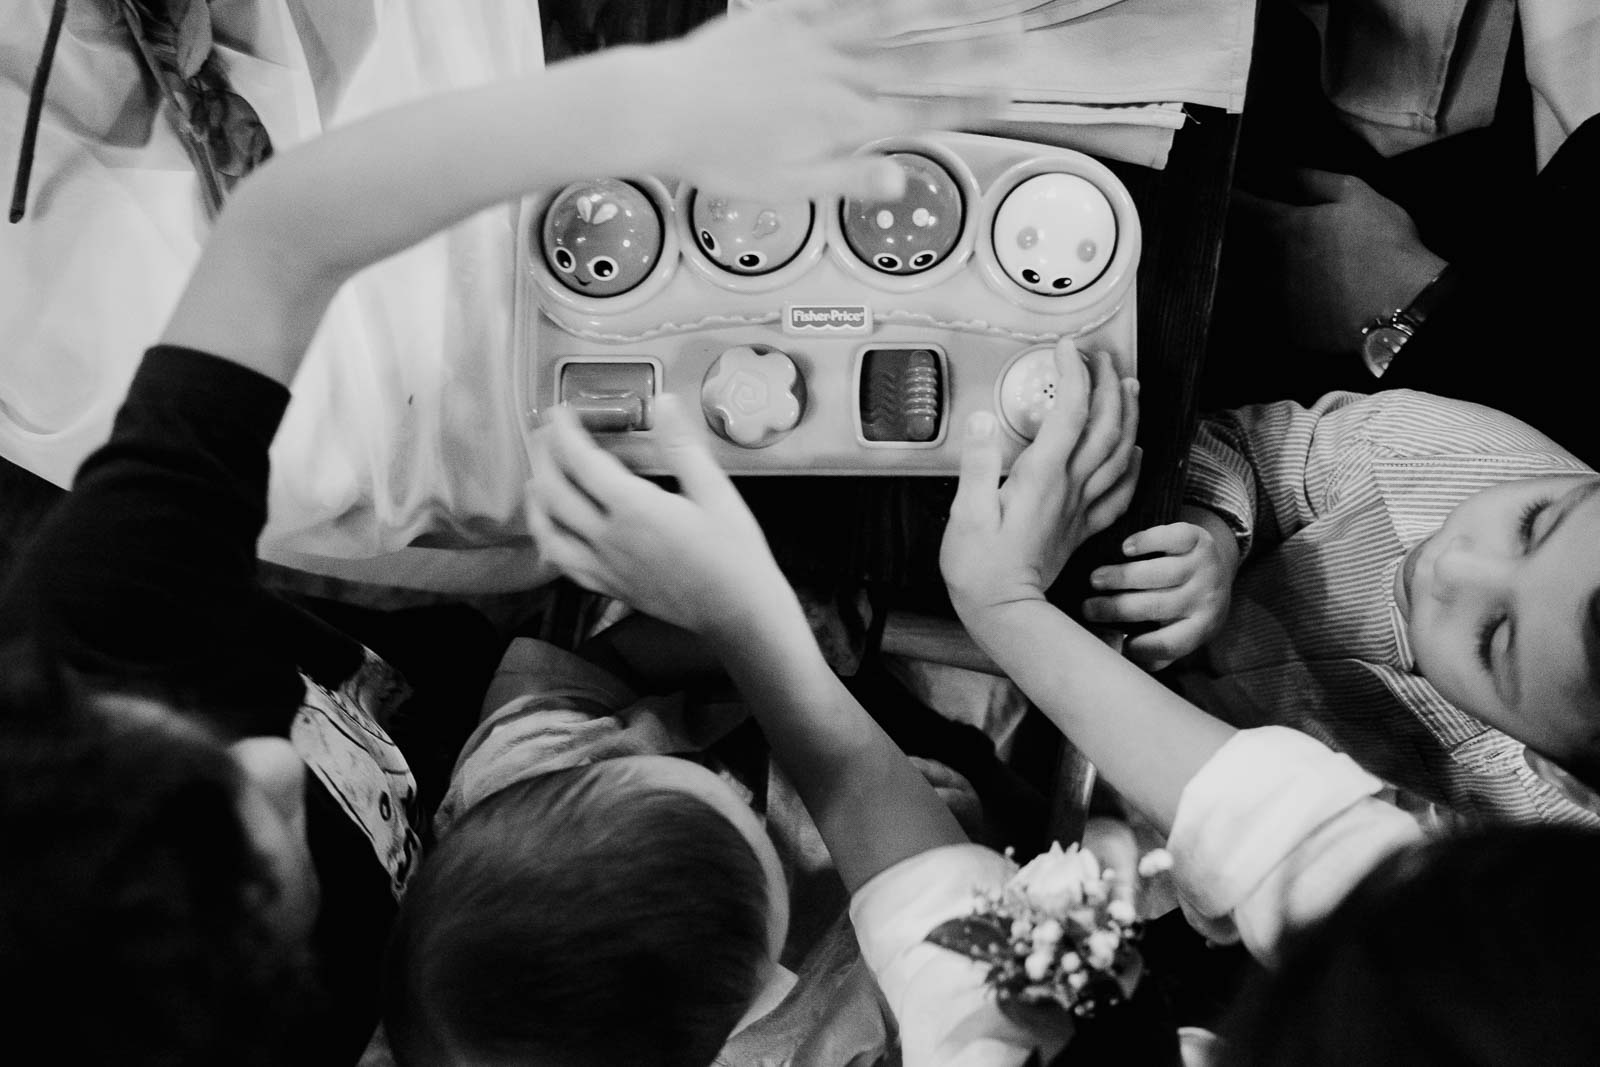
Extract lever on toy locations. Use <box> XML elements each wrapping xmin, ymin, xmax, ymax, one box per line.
<box><xmin>701</xmin><ymin>345</ymin><xmax>806</xmax><ymax>448</ymax></box>
<box><xmin>560</xmin><ymin>362</ymin><xmax>656</xmax><ymax>432</ymax></box>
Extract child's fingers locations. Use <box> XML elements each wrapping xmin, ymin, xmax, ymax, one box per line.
<box><xmin>1080</xmin><ymin>587</ymin><xmax>1183</xmax><ymax>626</ymax></box>
<box><xmin>527</xmin><ymin>428</ymin><xmax>608</xmax><ymax>542</ymax></box>
<box><xmin>1120</xmin><ymin>521</ymin><xmax>1202</xmax><ymax>559</ymax></box>
<box><xmin>526</xmin><ymin>482</ymin><xmax>606</xmax><ymax>590</ymax></box>
<box><xmin>1023</xmin><ymin>339</ymin><xmax>1092</xmax><ymax>470</ymax></box>
<box><xmin>863</xmin><ymin>90</ymin><xmax>1011</xmax><ymax>145</ymax></box>
<box><xmin>787</xmin><ymin>154</ymin><xmax>907</xmax><ymax>203</ymax></box>
<box><xmin>1079</xmin><ymin>377</ymin><xmax>1140</xmax><ymax>504</ymax></box>
<box><xmin>650</xmin><ymin>394</ymin><xmax>741</xmax><ymax>511</ymax></box>
<box><xmin>546</xmin><ymin>404</ymin><xmax>649</xmax><ymax>511</ymax></box>
<box><xmin>1089</xmin><ymin>550</ymin><xmax>1191</xmax><ymax>593</ymax></box>
<box><xmin>1123</xmin><ymin>621</ymin><xmax>1203</xmax><ymax>674</ymax></box>
<box><xmin>1081</xmin><ymin>445</ymin><xmax>1141</xmax><ymax>537</ymax></box>
<box><xmin>1066</xmin><ymin>351</ymin><xmax>1125</xmax><ymax>477</ymax></box>
<box><xmin>950</xmin><ymin>410</ymin><xmax>1004</xmax><ymax>527</ymax></box>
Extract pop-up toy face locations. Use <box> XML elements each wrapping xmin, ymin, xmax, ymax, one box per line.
<box><xmin>692</xmin><ymin>193</ymin><xmax>813</xmax><ymax>275</ymax></box>
<box><xmin>542</xmin><ymin>178</ymin><xmax>663</xmax><ymax>297</ymax></box>
<box><xmin>840</xmin><ymin>152</ymin><xmax>964</xmax><ymax>275</ymax></box>
<box><xmin>993</xmin><ymin>173</ymin><xmax>1116</xmax><ymax>295</ymax></box>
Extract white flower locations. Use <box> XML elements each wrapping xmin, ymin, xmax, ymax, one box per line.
<box><xmin>1107</xmin><ymin>899</ymin><xmax>1136</xmax><ymax>925</ymax></box>
<box><xmin>1024</xmin><ymin>950</ymin><xmax>1055</xmax><ymax>981</ymax></box>
<box><xmin>1010</xmin><ymin>918</ymin><xmax>1033</xmax><ymax>941</ymax></box>
<box><xmin>1068</xmin><ymin>970</ymin><xmax>1088</xmax><ymax>991</ymax></box>
<box><xmin>1086</xmin><ymin>929</ymin><xmax>1120</xmax><ymax>969</ymax></box>
<box><xmin>1031</xmin><ymin>920</ymin><xmax>1063</xmax><ymax>950</ymax></box>
<box><xmin>1059</xmin><ymin>952</ymin><xmax>1082</xmax><ymax>973</ymax></box>
<box><xmin>1137</xmin><ymin>849</ymin><xmax>1174</xmax><ymax>878</ymax></box>
<box><xmin>1013</xmin><ymin>842</ymin><xmax>1102</xmax><ymax>914</ymax></box>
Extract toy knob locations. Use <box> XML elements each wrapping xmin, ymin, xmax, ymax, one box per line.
<box><xmin>997</xmin><ymin>342</ymin><xmax>1088</xmax><ymax>440</ymax></box>
<box><xmin>701</xmin><ymin>345</ymin><xmax>806</xmax><ymax>448</ymax></box>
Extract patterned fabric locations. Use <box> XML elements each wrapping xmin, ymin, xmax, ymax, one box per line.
<box><xmin>1178</xmin><ymin>389</ymin><xmax>1599</xmax><ymax>826</ymax></box>
<box><xmin>293</xmin><ymin>647</ymin><xmax>421</xmax><ymax>900</ymax></box>
<box><xmin>115</xmin><ymin>0</ymin><xmax>274</xmax><ymax>215</ymax></box>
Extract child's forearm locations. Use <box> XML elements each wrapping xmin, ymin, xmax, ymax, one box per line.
<box><xmin>162</xmin><ymin>46</ymin><xmax>669</xmax><ymax>385</ymax></box>
<box><xmin>961</xmin><ymin>598</ymin><xmax>1236</xmax><ymax>833</ymax></box>
<box><xmin>703</xmin><ymin>596</ymin><xmax>967</xmax><ymax>893</ymax></box>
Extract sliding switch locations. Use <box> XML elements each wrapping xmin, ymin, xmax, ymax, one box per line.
<box><xmin>559</xmin><ymin>362</ymin><xmax>656</xmax><ymax>432</ymax></box>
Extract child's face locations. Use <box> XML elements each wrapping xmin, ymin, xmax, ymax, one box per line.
<box><xmin>1397</xmin><ymin>474</ymin><xmax>1600</xmax><ymax>761</ymax></box>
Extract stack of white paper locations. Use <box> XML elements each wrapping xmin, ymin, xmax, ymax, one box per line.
<box><xmin>732</xmin><ymin>0</ymin><xmax>1255</xmax><ymax>169</ymax></box>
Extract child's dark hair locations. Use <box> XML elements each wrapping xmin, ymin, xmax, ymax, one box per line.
<box><xmin>0</xmin><ymin>639</ymin><xmax>317</xmax><ymax>1065</ymax></box>
<box><xmin>1221</xmin><ymin>823</ymin><xmax>1600</xmax><ymax>1066</ymax></box>
<box><xmin>384</xmin><ymin>758</ymin><xmax>772</xmax><ymax>1067</ymax></box>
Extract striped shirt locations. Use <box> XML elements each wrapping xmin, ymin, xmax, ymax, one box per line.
<box><xmin>1178</xmin><ymin>389</ymin><xmax>1598</xmax><ymax>827</ymax></box>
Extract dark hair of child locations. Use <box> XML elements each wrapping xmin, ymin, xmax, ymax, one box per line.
<box><xmin>0</xmin><ymin>639</ymin><xmax>318</xmax><ymax>1065</ymax></box>
<box><xmin>383</xmin><ymin>759</ymin><xmax>772</xmax><ymax>1067</ymax></box>
<box><xmin>1221</xmin><ymin>823</ymin><xmax>1600</xmax><ymax>1066</ymax></box>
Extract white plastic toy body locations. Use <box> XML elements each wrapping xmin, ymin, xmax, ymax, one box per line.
<box><xmin>514</xmin><ymin>132</ymin><xmax>1139</xmax><ymax>474</ymax></box>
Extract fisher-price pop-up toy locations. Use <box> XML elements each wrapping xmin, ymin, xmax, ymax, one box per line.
<box><xmin>513</xmin><ymin>131</ymin><xmax>1139</xmax><ymax>474</ymax></box>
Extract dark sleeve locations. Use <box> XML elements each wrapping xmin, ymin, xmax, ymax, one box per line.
<box><xmin>1385</xmin><ymin>112</ymin><xmax>1600</xmax><ymax>470</ymax></box>
<box><xmin>0</xmin><ymin>345</ymin><xmax>304</xmax><ymax>736</ymax></box>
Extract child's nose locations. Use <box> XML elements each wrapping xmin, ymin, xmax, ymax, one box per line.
<box><xmin>1434</xmin><ymin>540</ymin><xmax>1516</xmax><ymax>602</ymax></box>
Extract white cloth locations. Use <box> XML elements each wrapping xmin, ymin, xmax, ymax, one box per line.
<box><xmin>1</xmin><ymin>0</ymin><xmax>555</xmax><ymax>591</ymax></box>
<box><xmin>1167</xmin><ymin>726</ymin><xmax>1425</xmax><ymax>962</ymax></box>
<box><xmin>734</xmin><ymin>0</ymin><xmax>1255</xmax><ymax>169</ymax></box>
<box><xmin>851</xmin><ymin>844</ymin><xmax>1072</xmax><ymax>1067</ymax></box>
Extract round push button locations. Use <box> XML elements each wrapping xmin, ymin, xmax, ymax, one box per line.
<box><xmin>701</xmin><ymin>346</ymin><xmax>806</xmax><ymax>448</ymax></box>
<box><xmin>840</xmin><ymin>153</ymin><xmax>963</xmax><ymax>275</ymax></box>
<box><xmin>542</xmin><ymin>179</ymin><xmax>662</xmax><ymax>297</ymax></box>
<box><xmin>992</xmin><ymin>173</ymin><xmax>1116</xmax><ymax>296</ymax></box>
<box><xmin>692</xmin><ymin>192</ymin><xmax>812</xmax><ymax>275</ymax></box>
<box><xmin>997</xmin><ymin>342</ymin><xmax>1088</xmax><ymax>440</ymax></box>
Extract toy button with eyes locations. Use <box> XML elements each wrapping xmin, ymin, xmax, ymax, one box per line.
<box><xmin>993</xmin><ymin>173</ymin><xmax>1116</xmax><ymax>296</ymax></box>
<box><xmin>542</xmin><ymin>178</ymin><xmax>662</xmax><ymax>297</ymax></box>
<box><xmin>692</xmin><ymin>193</ymin><xmax>812</xmax><ymax>275</ymax></box>
<box><xmin>840</xmin><ymin>152</ymin><xmax>963</xmax><ymax>275</ymax></box>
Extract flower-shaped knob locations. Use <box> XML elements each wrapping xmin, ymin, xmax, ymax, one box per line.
<box><xmin>701</xmin><ymin>345</ymin><xmax>806</xmax><ymax>448</ymax></box>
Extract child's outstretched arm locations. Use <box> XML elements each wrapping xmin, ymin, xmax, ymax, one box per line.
<box><xmin>524</xmin><ymin>398</ymin><xmax>965</xmax><ymax>893</ymax></box>
<box><xmin>943</xmin><ymin>361</ymin><xmax>1427</xmax><ymax>959</ymax></box>
<box><xmin>159</xmin><ymin>0</ymin><xmax>1013</xmax><ymax>386</ymax></box>
<box><xmin>1079</xmin><ymin>503</ymin><xmax>1240</xmax><ymax>671</ymax></box>
<box><xmin>941</xmin><ymin>342</ymin><xmax>1235</xmax><ymax>833</ymax></box>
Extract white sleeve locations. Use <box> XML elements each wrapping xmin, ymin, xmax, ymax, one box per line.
<box><xmin>849</xmin><ymin>844</ymin><xmax>1070</xmax><ymax>1067</ymax></box>
<box><xmin>1168</xmin><ymin>726</ymin><xmax>1426</xmax><ymax>962</ymax></box>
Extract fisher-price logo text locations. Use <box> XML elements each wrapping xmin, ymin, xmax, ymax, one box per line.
<box><xmin>785</xmin><ymin>304</ymin><xmax>872</xmax><ymax>334</ymax></box>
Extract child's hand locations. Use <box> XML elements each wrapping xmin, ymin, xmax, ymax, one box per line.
<box><xmin>645</xmin><ymin>0</ymin><xmax>1019</xmax><ymax>200</ymax></box>
<box><xmin>940</xmin><ymin>343</ymin><xmax>1140</xmax><ymax>632</ymax></box>
<box><xmin>524</xmin><ymin>396</ymin><xmax>791</xmax><ymax>640</ymax></box>
<box><xmin>1081</xmin><ymin>507</ymin><xmax>1239</xmax><ymax>671</ymax></box>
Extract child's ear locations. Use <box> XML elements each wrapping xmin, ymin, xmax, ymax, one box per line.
<box><xmin>1524</xmin><ymin>748</ymin><xmax>1600</xmax><ymax>814</ymax></box>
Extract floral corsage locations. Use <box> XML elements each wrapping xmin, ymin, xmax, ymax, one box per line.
<box><xmin>925</xmin><ymin>841</ymin><xmax>1173</xmax><ymax>1020</ymax></box>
